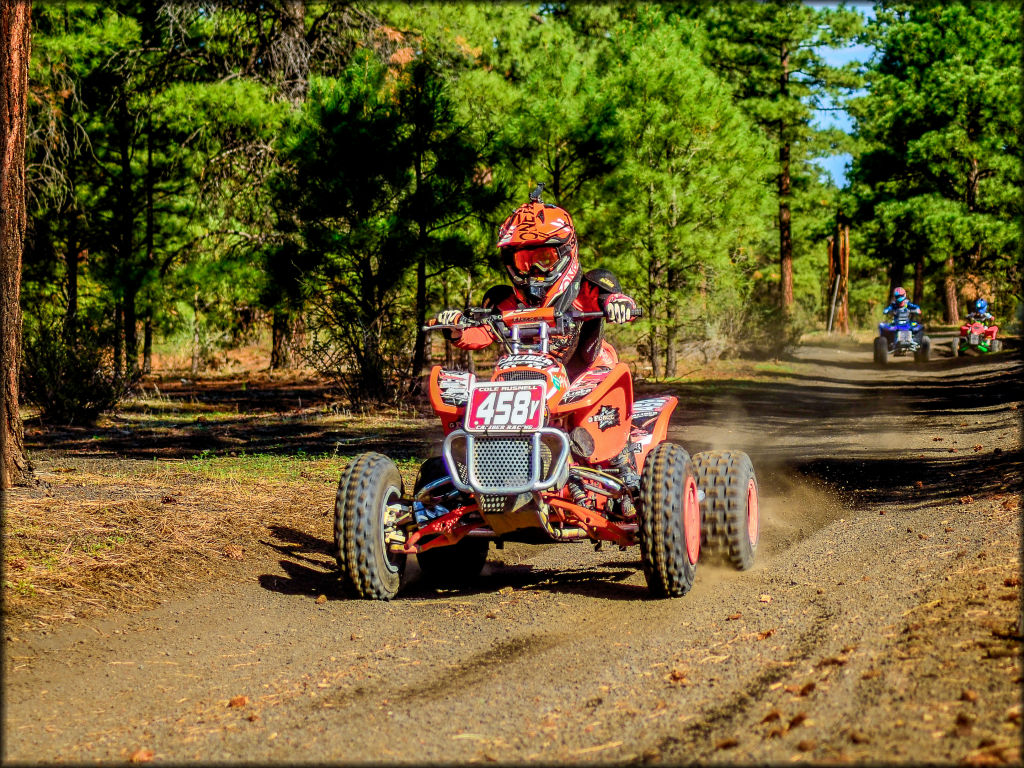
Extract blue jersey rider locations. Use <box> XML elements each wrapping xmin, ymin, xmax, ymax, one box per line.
<box><xmin>881</xmin><ymin>287</ymin><xmax>923</xmax><ymax>345</ymax></box>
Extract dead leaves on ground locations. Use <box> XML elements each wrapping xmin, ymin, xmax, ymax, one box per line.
<box><xmin>129</xmin><ymin>748</ymin><xmax>154</xmax><ymax>763</ymax></box>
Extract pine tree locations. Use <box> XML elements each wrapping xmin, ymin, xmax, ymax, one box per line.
<box><xmin>848</xmin><ymin>2</ymin><xmax>1022</xmax><ymax>324</ymax></box>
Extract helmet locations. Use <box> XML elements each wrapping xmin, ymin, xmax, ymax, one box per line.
<box><xmin>497</xmin><ymin>184</ymin><xmax>580</xmax><ymax>308</ymax></box>
<box><xmin>892</xmin><ymin>287</ymin><xmax>908</xmax><ymax>308</ymax></box>
<box><xmin>975</xmin><ymin>298</ymin><xmax>988</xmax><ymax>314</ymax></box>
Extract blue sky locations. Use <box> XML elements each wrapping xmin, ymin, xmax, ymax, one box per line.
<box><xmin>808</xmin><ymin>1</ymin><xmax>876</xmax><ymax>186</ymax></box>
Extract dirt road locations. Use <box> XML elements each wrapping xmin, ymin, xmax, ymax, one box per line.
<box><xmin>4</xmin><ymin>339</ymin><xmax>1022</xmax><ymax>764</ymax></box>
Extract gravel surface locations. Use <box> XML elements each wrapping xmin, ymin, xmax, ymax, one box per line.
<box><xmin>4</xmin><ymin>340</ymin><xmax>1021</xmax><ymax>764</ymax></box>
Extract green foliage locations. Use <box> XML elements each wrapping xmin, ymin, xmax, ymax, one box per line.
<box><xmin>594</xmin><ymin>9</ymin><xmax>775</xmax><ymax>369</ymax></box>
<box><xmin>20</xmin><ymin>0</ymin><xmax>1018</xmax><ymax>403</ymax></box>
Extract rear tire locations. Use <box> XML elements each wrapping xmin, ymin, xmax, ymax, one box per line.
<box><xmin>874</xmin><ymin>336</ymin><xmax>888</xmax><ymax>366</ymax></box>
<box><xmin>638</xmin><ymin>442</ymin><xmax>699</xmax><ymax>597</ymax></box>
<box><xmin>693</xmin><ymin>451</ymin><xmax>759</xmax><ymax>570</ymax></box>
<box><xmin>334</xmin><ymin>452</ymin><xmax>406</xmax><ymax>600</ymax></box>
<box><xmin>413</xmin><ymin>457</ymin><xmax>488</xmax><ymax>588</ymax></box>
<box><xmin>914</xmin><ymin>336</ymin><xmax>931</xmax><ymax>363</ymax></box>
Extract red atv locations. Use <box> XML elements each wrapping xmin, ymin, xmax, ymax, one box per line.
<box><xmin>332</xmin><ymin>305</ymin><xmax>760</xmax><ymax>600</ymax></box>
<box><xmin>952</xmin><ymin>319</ymin><xmax>1001</xmax><ymax>356</ymax></box>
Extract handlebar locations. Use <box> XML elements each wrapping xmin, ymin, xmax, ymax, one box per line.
<box><xmin>423</xmin><ymin>305</ymin><xmax>642</xmax><ymax>332</ymax></box>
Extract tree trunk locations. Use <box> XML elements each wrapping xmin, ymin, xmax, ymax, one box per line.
<box><xmin>887</xmin><ymin>252</ymin><xmax>906</xmax><ymax>301</ymax></box>
<box><xmin>124</xmin><ymin>285</ymin><xmax>138</xmax><ymax>377</ymax></box>
<box><xmin>117</xmin><ymin>95</ymin><xmax>136</xmax><ymax>374</ymax></box>
<box><xmin>113</xmin><ymin>300</ymin><xmax>124</xmax><ymax>380</ymax></box>
<box><xmin>190</xmin><ymin>287</ymin><xmax>201</xmax><ymax>376</ymax></box>
<box><xmin>0</xmin><ymin>0</ymin><xmax>32</xmax><ymax>488</ymax></box>
<box><xmin>142</xmin><ymin>308</ymin><xmax>153</xmax><ymax>374</ymax></box>
<box><xmin>64</xmin><ymin>210</ymin><xmax>79</xmax><ymax>342</ymax></box>
<box><xmin>275</xmin><ymin>0</ymin><xmax>309</xmax><ymax>102</ymax></box>
<box><xmin>777</xmin><ymin>44</ymin><xmax>793</xmax><ymax>313</ymax></box>
<box><xmin>664</xmin><ymin>267</ymin><xmax>678</xmax><ymax>377</ymax></box>
<box><xmin>411</xmin><ymin>252</ymin><xmax>427</xmax><ymax>386</ymax></box>
<box><xmin>943</xmin><ymin>254</ymin><xmax>959</xmax><ymax>325</ymax></box>
<box><xmin>913</xmin><ymin>252</ymin><xmax>925</xmax><ymax>306</ymax></box>
<box><xmin>270</xmin><ymin>309</ymin><xmax>291</xmax><ymax>370</ymax></box>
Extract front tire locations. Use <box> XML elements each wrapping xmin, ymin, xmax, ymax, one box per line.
<box><xmin>413</xmin><ymin>457</ymin><xmax>488</xmax><ymax>588</ymax></box>
<box><xmin>950</xmin><ymin>339</ymin><xmax>960</xmax><ymax>358</ymax></box>
<box><xmin>694</xmin><ymin>450</ymin><xmax>759</xmax><ymax>570</ymax></box>
<box><xmin>874</xmin><ymin>336</ymin><xmax>889</xmax><ymax>366</ymax></box>
<box><xmin>638</xmin><ymin>442</ymin><xmax>700</xmax><ymax>598</ymax></box>
<box><xmin>334</xmin><ymin>452</ymin><xmax>406</xmax><ymax>600</ymax></box>
<box><xmin>990</xmin><ymin>338</ymin><xmax>1002</xmax><ymax>353</ymax></box>
<box><xmin>914</xmin><ymin>336</ymin><xmax>931</xmax><ymax>363</ymax></box>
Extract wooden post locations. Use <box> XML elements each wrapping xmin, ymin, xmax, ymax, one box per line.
<box><xmin>838</xmin><ymin>224</ymin><xmax>850</xmax><ymax>335</ymax></box>
<box><xmin>826</xmin><ymin>235</ymin><xmax>838</xmax><ymax>334</ymax></box>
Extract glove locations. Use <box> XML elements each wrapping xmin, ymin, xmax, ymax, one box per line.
<box><xmin>434</xmin><ymin>309</ymin><xmax>464</xmax><ymax>326</ymax></box>
<box><xmin>603</xmin><ymin>293</ymin><xmax>637</xmax><ymax>324</ymax></box>
<box><xmin>432</xmin><ymin>309</ymin><xmax>464</xmax><ymax>340</ymax></box>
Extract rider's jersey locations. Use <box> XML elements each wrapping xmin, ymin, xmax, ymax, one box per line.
<box><xmin>451</xmin><ymin>269</ymin><xmax>629</xmax><ymax>381</ymax></box>
<box><xmin>967</xmin><ymin>311</ymin><xmax>995</xmax><ymax>325</ymax></box>
<box><xmin>883</xmin><ymin>302</ymin><xmax>921</xmax><ymax>324</ymax></box>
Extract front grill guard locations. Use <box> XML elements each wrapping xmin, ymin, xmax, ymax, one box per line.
<box><xmin>442</xmin><ymin>428</ymin><xmax>570</xmax><ymax>496</ymax></box>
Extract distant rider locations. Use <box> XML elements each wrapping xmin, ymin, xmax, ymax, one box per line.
<box><xmin>966</xmin><ymin>298</ymin><xmax>996</xmax><ymax>326</ymax></box>
<box><xmin>881</xmin><ymin>287</ymin><xmax>923</xmax><ymax>345</ymax></box>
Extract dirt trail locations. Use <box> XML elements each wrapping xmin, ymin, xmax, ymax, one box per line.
<box><xmin>4</xmin><ymin>340</ymin><xmax>1022</xmax><ymax>764</ymax></box>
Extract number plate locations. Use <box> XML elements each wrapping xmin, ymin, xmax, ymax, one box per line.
<box><xmin>969</xmin><ymin>333</ymin><xmax>980</xmax><ymax>345</ymax></box>
<box><xmin>897</xmin><ymin>330</ymin><xmax>912</xmax><ymax>343</ymax></box>
<box><xmin>465</xmin><ymin>382</ymin><xmax>546</xmax><ymax>433</ymax></box>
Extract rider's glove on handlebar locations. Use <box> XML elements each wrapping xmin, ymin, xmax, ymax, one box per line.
<box><xmin>603</xmin><ymin>293</ymin><xmax>636</xmax><ymax>324</ymax></box>
<box><xmin>434</xmin><ymin>309</ymin><xmax>465</xmax><ymax>340</ymax></box>
<box><xmin>436</xmin><ymin>309</ymin><xmax>464</xmax><ymax>326</ymax></box>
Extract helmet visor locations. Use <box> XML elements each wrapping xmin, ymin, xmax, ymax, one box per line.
<box><xmin>510</xmin><ymin>246</ymin><xmax>561</xmax><ymax>277</ymax></box>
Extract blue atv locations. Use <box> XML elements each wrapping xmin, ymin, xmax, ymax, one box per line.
<box><xmin>874</xmin><ymin>320</ymin><xmax>930</xmax><ymax>366</ymax></box>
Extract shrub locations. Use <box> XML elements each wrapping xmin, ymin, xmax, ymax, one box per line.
<box><xmin>21</xmin><ymin>317</ymin><xmax>137</xmax><ymax>425</ymax></box>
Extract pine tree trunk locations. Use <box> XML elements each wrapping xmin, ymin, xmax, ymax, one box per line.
<box><xmin>142</xmin><ymin>309</ymin><xmax>153</xmax><ymax>374</ymax></box>
<box><xmin>411</xmin><ymin>251</ymin><xmax>427</xmax><ymax>386</ymax></box>
<box><xmin>190</xmin><ymin>287</ymin><xmax>201</xmax><ymax>376</ymax></box>
<box><xmin>778</xmin><ymin>45</ymin><xmax>794</xmax><ymax>313</ymax></box>
<box><xmin>113</xmin><ymin>301</ymin><xmax>124</xmax><ymax>380</ymax></box>
<box><xmin>270</xmin><ymin>309</ymin><xmax>291</xmax><ymax>370</ymax></box>
<box><xmin>0</xmin><ymin>0</ymin><xmax>32</xmax><ymax>488</ymax></box>
<box><xmin>124</xmin><ymin>286</ymin><xmax>138</xmax><ymax>377</ymax></box>
<box><xmin>913</xmin><ymin>254</ymin><xmax>925</xmax><ymax>306</ymax></box>
<box><xmin>943</xmin><ymin>254</ymin><xmax>959</xmax><ymax>325</ymax></box>
<box><xmin>664</xmin><ymin>267</ymin><xmax>678</xmax><ymax>377</ymax></box>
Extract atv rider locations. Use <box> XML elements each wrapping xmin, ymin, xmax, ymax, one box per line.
<box><xmin>434</xmin><ymin>184</ymin><xmax>637</xmax><ymax>382</ymax></box>
<box><xmin>967</xmin><ymin>298</ymin><xmax>996</xmax><ymax>327</ymax></box>
<box><xmin>880</xmin><ymin>286</ymin><xmax>924</xmax><ymax>346</ymax></box>
<box><xmin>432</xmin><ymin>183</ymin><xmax>640</xmax><ymax>483</ymax></box>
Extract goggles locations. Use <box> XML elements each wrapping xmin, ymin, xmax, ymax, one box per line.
<box><xmin>509</xmin><ymin>246</ymin><xmax>561</xmax><ymax>277</ymax></box>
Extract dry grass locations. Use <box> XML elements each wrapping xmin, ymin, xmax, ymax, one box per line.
<box><xmin>3</xmin><ymin>451</ymin><xmax>423</xmax><ymax>632</ymax></box>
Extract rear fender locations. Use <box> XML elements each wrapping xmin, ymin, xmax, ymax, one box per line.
<box><xmin>629</xmin><ymin>396</ymin><xmax>678</xmax><ymax>472</ymax></box>
<box><xmin>429</xmin><ymin>366</ymin><xmax>474</xmax><ymax>435</ymax></box>
<box><xmin>551</xmin><ymin>362</ymin><xmax>633</xmax><ymax>464</ymax></box>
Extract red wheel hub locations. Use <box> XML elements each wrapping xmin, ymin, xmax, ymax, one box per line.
<box><xmin>747</xmin><ymin>477</ymin><xmax>759</xmax><ymax>547</ymax></box>
<box><xmin>684</xmin><ymin>475</ymin><xmax>700</xmax><ymax>564</ymax></box>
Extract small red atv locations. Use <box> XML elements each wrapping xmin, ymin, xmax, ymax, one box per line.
<box><xmin>952</xmin><ymin>320</ymin><xmax>1001</xmax><ymax>356</ymax></box>
<box><xmin>333</xmin><ymin>305</ymin><xmax>760</xmax><ymax>599</ymax></box>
